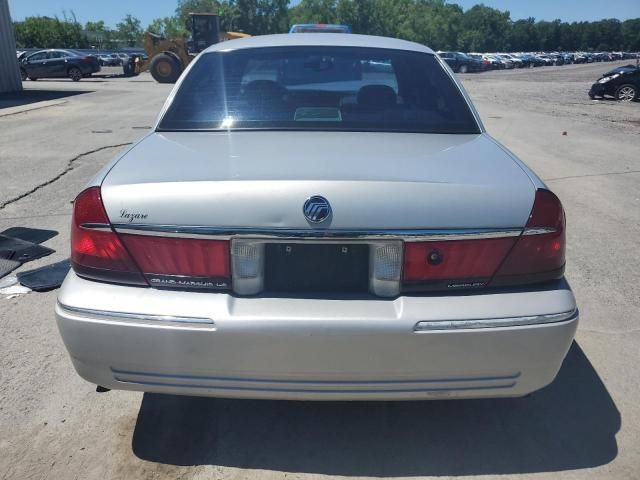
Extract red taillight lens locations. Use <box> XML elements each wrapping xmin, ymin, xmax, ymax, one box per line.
<box><xmin>492</xmin><ymin>189</ymin><xmax>565</xmax><ymax>286</ymax></box>
<box><xmin>403</xmin><ymin>238</ymin><xmax>517</xmax><ymax>291</ymax></box>
<box><xmin>119</xmin><ymin>235</ymin><xmax>230</xmax><ymax>287</ymax></box>
<box><xmin>71</xmin><ymin>187</ymin><xmax>146</xmax><ymax>285</ymax></box>
<box><xmin>402</xmin><ymin>189</ymin><xmax>566</xmax><ymax>292</ymax></box>
<box><xmin>71</xmin><ymin>187</ymin><xmax>231</xmax><ymax>290</ymax></box>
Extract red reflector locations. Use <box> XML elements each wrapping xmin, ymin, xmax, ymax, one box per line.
<box><xmin>120</xmin><ymin>235</ymin><xmax>230</xmax><ymax>279</ymax></box>
<box><xmin>403</xmin><ymin>238</ymin><xmax>517</xmax><ymax>283</ymax></box>
<box><xmin>71</xmin><ymin>187</ymin><xmax>146</xmax><ymax>284</ymax></box>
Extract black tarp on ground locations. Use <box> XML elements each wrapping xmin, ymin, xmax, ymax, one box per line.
<box><xmin>0</xmin><ymin>258</ymin><xmax>20</xmax><ymax>279</ymax></box>
<box><xmin>0</xmin><ymin>235</ymin><xmax>55</xmax><ymax>263</ymax></box>
<box><xmin>0</xmin><ymin>227</ymin><xmax>58</xmax><ymax>245</ymax></box>
<box><xmin>17</xmin><ymin>259</ymin><xmax>71</xmax><ymax>292</ymax></box>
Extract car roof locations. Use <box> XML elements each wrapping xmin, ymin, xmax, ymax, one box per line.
<box><xmin>204</xmin><ymin>33</ymin><xmax>434</xmax><ymax>55</ymax></box>
<box><xmin>28</xmin><ymin>48</ymin><xmax>67</xmax><ymax>56</ymax></box>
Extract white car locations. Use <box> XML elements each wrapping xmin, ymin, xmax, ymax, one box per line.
<box><xmin>56</xmin><ymin>34</ymin><xmax>577</xmax><ymax>401</ymax></box>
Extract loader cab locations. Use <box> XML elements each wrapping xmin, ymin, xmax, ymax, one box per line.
<box><xmin>188</xmin><ymin>13</ymin><xmax>221</xmax><ymax>54</ymax></box>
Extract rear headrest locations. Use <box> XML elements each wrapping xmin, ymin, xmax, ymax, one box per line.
<box><xmin>357</xmin><ymin>85</ymin><xmax>397</xmax><ymax>108</ymax></box>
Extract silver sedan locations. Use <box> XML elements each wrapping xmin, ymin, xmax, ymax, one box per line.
<box><xmin>56</xmin><ymin>34</ymin><xmax>577</xmax><ymax>401</ymax></box>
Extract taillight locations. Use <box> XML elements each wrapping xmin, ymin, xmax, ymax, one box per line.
<box><xmin>403</xmin><ymin>238</ymin><xmax>517</xmax><ymax>291</ymax></box>
<box><xmin>402</xmin><ymin>189</ymin><xmax>566</xmax><ymax>292</ymax></box>
<box><xmin>71</xmin><ymin>187</ymin><xmax>146</xmax><ymax>285</ymax></box>
<box><xmin>71</xmin><ymin>186</ymin><xmax>231</xmax><ymax>290</ymax></box>
<box><xmin>119</xmin><ymin>235</ymin><xmax>230</xmax><ymax>290</ymax></box>
<box><xmin>491</xmin><ymin>189</ymin><xmax>565</xmax><ymax>286</ymax></box>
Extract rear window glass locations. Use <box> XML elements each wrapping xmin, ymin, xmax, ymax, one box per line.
<box><xmin>158</xmin><ymin>46</ymin><xmax>480</xmax><ymax>134</ymax></box>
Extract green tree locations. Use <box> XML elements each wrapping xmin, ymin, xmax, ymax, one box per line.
<box><xmin>289</xmin><ymin>0</ymin><xmax>337</xmax><ymax>25</ymax></box>
<box><xmin>407</xmin><ymin>0</ymin><xmax>463</xmax><ymax>50</ymax></box>
<box><xmin>116</xmin><ymin>14</ymin><xmax>143</xmax><ymax>47</ymax></box>
<box><xmin>176</xmin><ymin>0</ymin><xmax>221</xmax><ymax>26</ymax></box>
<box><xmin>85</xmin><ymin>20</ymin><xmax>106</xmax><ymax>32</ymax></box>
<box><xmin>458</xmin><ymin>4</ymin><xmax>511</xmax><ymax>52</ymax></box>
<box><xmin>147</xmin><ymin>16</ymin><xmax>188</xmax><ymax>38</ymax></box>
<box><xmin>219</xmin><ymin>0</ymin><xmax>289</xmax><ymax>34</ymax></box>
<box><xmin>13</xmin><ymin>13</ymin><xmax>88</xmax><ymax>48</ymax></box>
<box><xmin>508</xmin><ymin>18</ymin><xmax>538</xmax><ymax>51</ymax></box>
<box><xmin>622</xmin><ymin>18</ymin><xmax>640</xmax><ymax>50</ymax></box>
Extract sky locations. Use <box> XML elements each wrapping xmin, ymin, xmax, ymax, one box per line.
<box><xmin>8</xmin><ymin>0</ymin><xmax>640</xmax><ymax>29</ymax></box>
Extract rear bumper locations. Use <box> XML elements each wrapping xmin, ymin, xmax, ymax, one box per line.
<box><xmin>56</xmin><ymin>273</ymin><xmax>578</xmax><ymax>401</ymax></box>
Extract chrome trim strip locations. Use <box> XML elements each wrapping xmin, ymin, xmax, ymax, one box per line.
<box><xmin>112</xmin><ymin>224</ymin><xmax>524</xmax><ymax>242</ymax></box>
<box><xmin>112</xmin><ymin>378</ymin><xmax>517</xmax><ymax>394</ymax></box>
<box><xmin>414</xmin><ymin>309</ymin><xmax>578</xmax><ymax>332</ymax></box>
<box><xmin>111</xmin><ymin>368</ymin><xmax>521</xmax><ymax>385</ymax></box>
<box><xmin>523</xmin><ymin>227</ymin><xmax>557</xmax><ymax>236</ymax></box>
<box><xmin>80</xmin><ymin>223</ymin><xmax>112</xmax><ymax>232</ymax></box>
<box><xmin>57</xmin><ymin>302</ymin><xmax>215</xmax><ymax>329</ymax></box>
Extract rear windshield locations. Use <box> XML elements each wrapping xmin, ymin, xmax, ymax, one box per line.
<box><xmin>158</xmin><ymin>46</ymin><xmax>480</xmax><ymax>134</ymax></box>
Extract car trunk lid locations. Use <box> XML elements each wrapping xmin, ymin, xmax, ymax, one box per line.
<box><xmin>101</xmin><ymin>131</ymin><xmax>535</xmax><ymax>230</ymax></box>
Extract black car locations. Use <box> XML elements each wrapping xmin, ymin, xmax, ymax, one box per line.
<box><xmin>20</xmin><ymin>49</ymin><xmax>101</xmax><ymax>82</ymax></box>
<box><xmin>589</xmin><ymin>65</ymin><xmax>640</xmax><ymax>102</ymax></box>
<box><xmin>518</xmin><ymin>53</ymin><xmax>545</xmax><ymax>68</ymax></box>
<box><xmin>437</xmin><ymin>51</ymin><xmax>485</xmax><ymax>73</ymax></box>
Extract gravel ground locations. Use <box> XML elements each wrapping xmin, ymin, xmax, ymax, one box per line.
<box><xmin>461</xmin><ymin>61</ymin><xmax>640</xmax><ymax>128</ymax></box>
<box><xmin>0</xmin><ymin>62</ymin><xmax>639</xmax><ymax>480</ymax></box>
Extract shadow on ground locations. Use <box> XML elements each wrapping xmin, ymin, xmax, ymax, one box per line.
<box><xmin>0</xmin><ymin>89</ymin><xmax>93</xmax><ymax>109</ymax></box>
<box><xmin>131</xmin><ymin>342</ymin><xmax>619</xmax><ymax>476</ymax></box>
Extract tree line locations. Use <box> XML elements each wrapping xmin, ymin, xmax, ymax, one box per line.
<box><xmin>12</xmin><ymin>0</ymin><xmax>640</xmax><ymax>52</ymax></box>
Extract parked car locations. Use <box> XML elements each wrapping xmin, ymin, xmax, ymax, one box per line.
<box><xmin>574</xmin><ymin>52</ymin><xmax>588</xmax><ymax>64</ymax></box>
<box><xmin>495</xmin><ymin>54</ymin><xmax>516</xmax><ymax>69</ymax></box>
<box><xmin>562</xmin><ymin>53</ymin><xmax>575</xmax><ymax>64</ymax></box>
<box><xmin>437</xmin><ymin>51</ymin><xmax>485</xmax><ymax>73</ymax></box>
<box><xmin>467</xmin><ymin>53</ymin><xmax>493</xmax><ymax>70</ymax></box>
<box><xmin>589</xmin><ymin>64</ymin><xmax>640</xmax><ymax>101</ymax></box>
<box><xmin>98</xmin><ymin>53</ymin><xmax>119</xmax><ymax>66</ymax></box>
<box><xmin>499</xmin><ymin>53</ymin><xmax>524</xmax><ymax>68</ymax></box>
<box><xmin>518</xmin><ymin>53</ymin><xmax>545</xmax><ymax>67</ymax></box>
<box><xmin>535</xmin><ymin>55</ymin><xmax>555</xmax><ymax>66</ymax></box>
<box><xmin>483</xmin><ymin>54</ymin><xmax>507</xmax><ymax>69</ymax></box>
<box><xmin>20</xmin><ymin>49</ymin><xmax>100</xmax><ymax>81</ymax></box>
<box><xmin>56</xmin><ymin>34</ymin><xmax>577</xmax><ymax>401</ymax></box>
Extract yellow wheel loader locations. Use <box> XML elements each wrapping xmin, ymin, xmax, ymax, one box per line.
<box><xmin>134</xmin><ymin>13</ymin><xmax>249</xmax><ymax>83</ymax></box>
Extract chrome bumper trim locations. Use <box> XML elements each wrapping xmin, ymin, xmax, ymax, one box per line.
<box><xmin>111</xmin><ymin>378</ymin><xmax>518</xmax><ymax>395</ymax></box>
<box><xmin>414</xmin><ymin>309</ymin><xmax>577</xmax><ymax>331</ymax></box>
<box><xmin>111</xmin><ymin>224</ymin><xmax>524</xmax><ymax>242</ymax></box>
<box><xmin>111</xmin><ymin>368</ymin><xmax>521</xmax><ymax>385</ymax></box>
<box><xmin>57</xmin><ymin>302</ymin><xmax>215</xmax><ymax>329</ymax></box>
